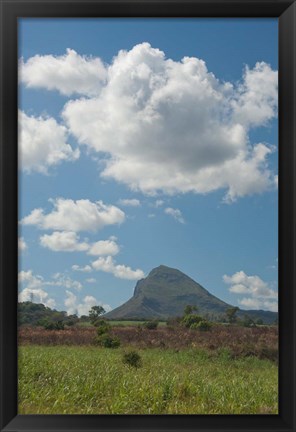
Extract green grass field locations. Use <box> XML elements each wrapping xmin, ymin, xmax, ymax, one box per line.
<box><xmin>18</xmin><ymin>345</ymin><xmax>278</xmax><ymax>415</ymax></box>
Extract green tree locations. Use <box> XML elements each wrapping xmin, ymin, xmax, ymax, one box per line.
<box><xmin>242</xmin><ymin>315</ymin><xmax>255</xmax><ymax>328</ymax></box>
<box><xmin>143</xmin><ymin>320</ymin><xmax>158</xmax><ymax>330</ymax></box>
<box><xmin>226</xmin><ymin>307</ymin><xmax>239</xmax><ymax>324</ymax></box>
<box><xmin>89</xmin><ymin>305</ymin><xmax>105</xmax><ymax>324</ymax></box>
<box><xmin>184</xmin><ymin>305</ymin><xmax>198</xmax><ymax>316</ymax></box>
<box><xmin>182</xmin><ymin>314</ymin><xmax>203</xmax><ymax>328</ymax></box>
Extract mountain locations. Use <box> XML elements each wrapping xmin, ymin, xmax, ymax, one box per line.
<box><xmin>105</xmin><ymin>265</ymin><xmax>277</xmax><ymax>324</ymax></box>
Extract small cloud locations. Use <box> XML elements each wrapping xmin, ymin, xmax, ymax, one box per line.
<box><xmin>18</xmin><ymin>236</ymin><xmax>27</xmax><ymax>251</ymax></box>
<box><xmin>118</xmin><ymin>198</ymin><xmax>141</xmax><ymax>207</ymax></box>
<box><xmin>154</xmin><ymin>200</ymin><xmax>164</xmax><ymax>208</ymax></box>
<box><xmin>148</xmin><ymin>213</ymin><xmax>156</xmax><ymax>218</ymax></box>
<box><xmin>87</xmin><ymin>238</ymin><xmax>120</xmax><ymax>256</ymax></box>
<box><xmin>40</xmin><ymin>231</ymin><xmax>89</xmax><ymax>252</ymax></box>
<box><xmin>46</xmin><ymin>273</ymin><xmax>83</xmax><ymax>291</ymax></box>
<box><xmin>274</xmin><ymin>175</ymin><xmax>278</xmax><ymax>188</ymax></box>
<box><xmin>72</xmin><ymin>264</ymin><xmax>92</xmax><ymax>273</ymax></box>
<box><xmin>164</xmin><ymin>207</ymin><xmax>185</xmax><ymax>224</ymax></box>
<box><xmin>91</xmin><ymin>255</ymin><xmax>144</xmax><ymax>280</ymax></box>
<box><xmin>86</xmin><ymin>278</ymin><xmax>96</xmax><ymax>283</ymax></box>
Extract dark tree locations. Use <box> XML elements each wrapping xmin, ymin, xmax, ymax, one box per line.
<box><xmin>226</xmin><ymin>307</ymin><xmax>239</xmax><ymax>324</ymax></box>
<box><xmin>184</xmin><ymin>305</ymin><xmax>198</xmax><ymax>316</ymax></box>
<box><xmin>89</xmin><ymin>305</ymin><xmax>106</xmax><ymax>324</ymax></box>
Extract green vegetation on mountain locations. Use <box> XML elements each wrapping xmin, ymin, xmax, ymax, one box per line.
<box><xmin>105</xmin><ymin>265</ymin><xmax>277</xmax><ymax>324</ymax></box>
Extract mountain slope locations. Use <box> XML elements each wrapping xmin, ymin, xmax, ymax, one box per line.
<box><xmin>105</xmin><ymin>265</ymin><xmax>277</xmax><ymax>324</ymax></box>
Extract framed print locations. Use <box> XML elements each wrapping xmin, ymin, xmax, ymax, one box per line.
<box><xmin>0</xmin><ymin>0</ymin><xmax>295</xmax><ymax>431</ymax></box>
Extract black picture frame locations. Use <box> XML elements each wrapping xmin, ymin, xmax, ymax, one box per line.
<box><xmin>0</xmin><ymin>0</ymin><xmax>295</xmax><ymax>431</ymax></box>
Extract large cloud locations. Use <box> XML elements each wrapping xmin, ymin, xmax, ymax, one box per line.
<box><xmin>223</xmin><ymin>271</ymin><xmax>278</xmax><ymax>312</ymax></box>
<box><xmin>19</xmin><ymin>49</ymin><xmax>107</xmax><ymax>97</ymax></box>
<box><xmin>21</xmin><ymin>198</ymin><xmax>125</xmax><ymax>232</ymax></box>
<box><xmin>19</xmin><ymin>110</ymin><xmax>80</xmax><ymax>173</ymax></box>
<box><xmin>59</xmin><ymin>43</ymin><xmax>278</xmax><ymax>201</ymax></box>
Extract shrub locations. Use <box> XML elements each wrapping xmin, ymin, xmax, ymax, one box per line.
<box><xmin>259</xmin><ymin>347</ymin><xmax>278</xmax><ymax>363</ymax></box>
<box><xmin>96</xmin><ymin>334</ymin><xmax>120</xmax><ymax>348</ymax></box>
<box><xmin>143</xmin><ymin>320</ymin><xmax>158</xmax><ymax>330</ymax></box>
<box><xmin>256</xmin><ymin>319</ymin><xmax>264</xmax><ymax>326</ymax></box>
<box><xmin>166</xmin><ymin>317</ymin><xmax>181</xmax><ymax>327</ymax></box>
<box><xmin>122</xmin><ymin>351</ymin><xmax>142</xmax><ymax>368</ymax></box>
<box><xmin>184</xmin><ymin>305</ymin><xmax>198</xmax><ymax>316</ymax></box>
<box><xmin>241</xmin><ymin>316</ymin><xmax>256</xmax><ymax>328</ymax></box>
<box><xmin>182</xmin><ymin>314</ymin><xmax>203</xmax><ymax>328</ymax></box>
<box><xmin>191</xmin><ymin>320</ymin><xmax>212</xmax><ymax>331</ymax></box>
<box><xmin>42</xmin><ymin>320</ymin><xmax>65</xmax><ymax>331</ymax></box>
<box><xmin>95</xmin><ymin>320</ymin><xmax>111</xmax><ymax>335</ymax></box>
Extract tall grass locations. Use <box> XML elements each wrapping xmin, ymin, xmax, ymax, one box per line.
<box><xmin>18</xmin><ymin>325</ymin><xmax>278</xmax><ymax>362</ymax></box>
<box><xmin>18</xmin><ymin>345</ymin><xmax>278</xmax><ymax>415</ymax></box>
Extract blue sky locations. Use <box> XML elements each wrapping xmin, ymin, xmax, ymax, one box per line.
<box><xmin>18</xmin><ymin>18</ymin><xmax>278</xmax><ymax>316</ymax></box>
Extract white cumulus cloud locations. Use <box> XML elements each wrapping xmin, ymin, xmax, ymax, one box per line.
<box><xmin>59</xmin><ymin>43</ymin><xmax>277</xmax><ymax>201</ymax></box>
<box><xmin>223</xmin><ymin>270</ymin><xmax>278</xmax><ymax>311</ymax></box>
<box><xmin>87</xmin><ymin>239</ymin><xmax>120</xmax><ymax>256</ymax></box>
<box><xmin>91</xmin><ymin>255</ymin><xmax>144</xmax><ymax>280</ymax></box>
<box><xmin>232</xmin><ymin>62</ymin><xmax>278</xmax><ymax>128</ymax></box>
<box><xmin>19</xmin><ymin>49</ymin><xmax>107</xmax><ymax>97</ymax></box>
<box><xmin>19</xmin><ymin>110</ymin><xmax>80</xmax><ymax>174</ymax></box>
<box><xmin>40</xmin><ymin>231</ymin><xmax>89</xmax><ymax>252</ymax></box>
<box><xmin>21</xmin><ymin>198</ymin><xmax>125</xmax><ymax>232</ymax></box>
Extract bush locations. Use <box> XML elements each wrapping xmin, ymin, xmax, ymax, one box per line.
<box><xmin>191</xmin><ymin>320</ymin><xmax>212</xmax><ymax>331</ymax></box>
<box><xmin>256</xmin><ymin>319</ymin><xmax>264</xmax><ymax>326</ymax></box>
<box><xmin>122</xmin><ymin>351</ymin><xmax>142</xmax><ymax>368</ymax></box>
<box><xmin>241</xmin><ymin>316</ymin><xmax>256</xmax><ymax>328</ymax></box>
<box><xmin>182</xmin><ymin>314</ymin><xmax>203</xmax><ymax>328</ymax></box>
<box><xmin>42</xmin><ymin>320</ymin><xmax>65</xmax><ymax>331</ymax></box>
<box><xmin>143</xmin><ymin>320</ymin><xmax>158</xmax><ymax>330</ymax></box>
<box><xmin>94</xmin><ymin>320</ymin><xmax>111</xmax><ymax>335</ymax></box>
<box><xmin>96</xmin><ymin>334</ymin><xmax>120</xmax><ymax>348</ymax></box>
<box><xmin>166</xmin><ymin>317</ymin><xmax>182</xmax><ymax>328</ymax></box>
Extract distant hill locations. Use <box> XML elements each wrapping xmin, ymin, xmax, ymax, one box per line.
<box><xmin>105</xmin><ymin>265</ymin><xmax>277</xmax><ymax>324</ymax></box>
